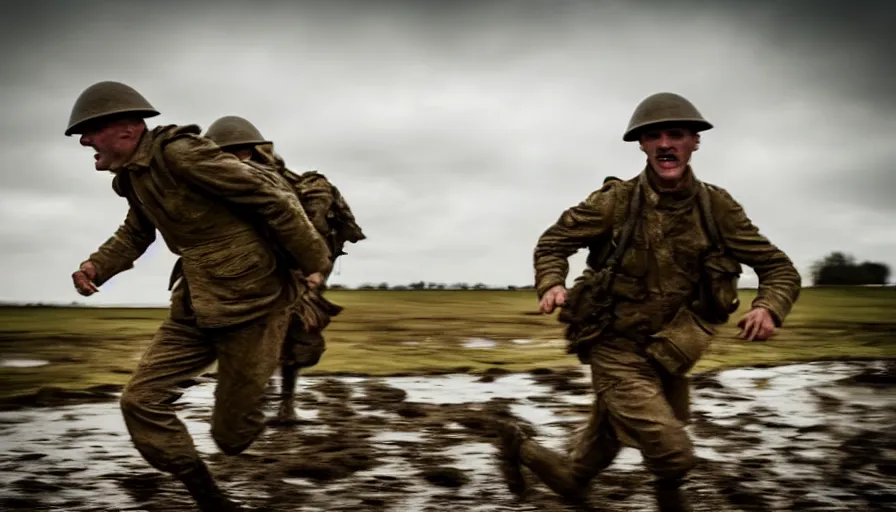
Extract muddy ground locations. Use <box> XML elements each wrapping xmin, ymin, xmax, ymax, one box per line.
<box><xmin>0</xmin><ymin>360</ymin><xmax>894</xmax><ymax>511</ymax></box>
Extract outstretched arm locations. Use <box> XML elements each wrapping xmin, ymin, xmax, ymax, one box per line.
<box><xmin>86</xmin><ymin>206</ymin><xmax>157</xmax><ymax>287</ymax></box>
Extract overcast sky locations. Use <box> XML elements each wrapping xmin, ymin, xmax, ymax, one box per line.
<box><xmin>1</xmin><ymin>0</ymin><xmax>894</xmax><ymax>305</ymax></box>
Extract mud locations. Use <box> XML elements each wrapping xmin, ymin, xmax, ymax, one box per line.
<box><xmin>0</xmin><ymin>360</ymin><xmax>894</xmax><ymax>511</ymax></box>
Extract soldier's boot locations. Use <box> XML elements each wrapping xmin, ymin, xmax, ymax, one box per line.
<box><xmin>275</xmin><ymin>363</ymin><xmax>299</xmax><ymax>423</ymax></box>
<box><xmin>518</xmin><ymin>439</ymin><xmax>592</xmax><ymax>505</ymax></box>
<box><xmin>494</xmin><ymin>419</ymin><xmax>528</xmax><ymax>496</ymax></box>
<box><xmin>654</xmin><ymin>478</ymin><xmax>693</xmax><ymax>512</ymax></box>
<box><xmin>176</xmin><ymin>461</ymin><xmax>248</xmax><ymax>512</ymax></box>
<box><xmin>495</xmin><ymin>420</ymin><xmax>591</xmax><ymax>503</ymax></box>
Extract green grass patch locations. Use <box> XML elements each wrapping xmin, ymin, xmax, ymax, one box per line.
<box><xmin>0</xmin><ymin>287</ymin><xmax>894</xmax><ymax>401</ymax></box>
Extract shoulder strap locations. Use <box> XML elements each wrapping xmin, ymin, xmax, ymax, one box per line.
<box><xmin>586</xmin><ymin>177</ymin><xmax>641</xmax><ymax>271</ymax></box>
<box><xmin>604</xmin><ymin>181</ymin><xmax>642</xmax><ymax>270</ymax></box>
<box><xmin>697</xmin><ymin>182</ymin><xmax>724</xmax><ymax>252</ymax></box>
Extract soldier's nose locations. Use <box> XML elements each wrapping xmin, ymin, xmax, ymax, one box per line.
<box><xmin>657</xmin><ymin>135</ymin><xmax>674</xmax><ymax>148</ymax></box>
<box><xmin>79</xmin><ymin>134</ymin><xmax>91</xmax><ymax>146</ymax></box>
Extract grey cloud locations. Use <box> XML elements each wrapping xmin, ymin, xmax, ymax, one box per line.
<box><xmin>1</xmin><ymin>0</ymin><xmax>894</xmax><ymax>305</ymax></box>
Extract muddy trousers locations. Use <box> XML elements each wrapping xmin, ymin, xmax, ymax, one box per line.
<box><xmin>119</xmin><ymin>308</ymin><xmax>290</xmax><ymax>476</ymax></box>
<box><xmin>279</xmin><ymin>319</ymin><xmax>326</xmax><ymax>404</ymax></box>
<box><xmin>519</xmin><ymin>338</ymin><xmax>697</xmax><ymax>499</ymax></box>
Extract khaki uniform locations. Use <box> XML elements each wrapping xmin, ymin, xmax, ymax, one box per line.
<box><xmin>278</xmin><ymin>169</ymin><xmax>340</xmax><ymax>370</ymax></box>
<box><xmin>250</xmin><ymin>144</ymin><xmax>344</xmax><ymax>371</ymax></box>
<box><xmin>520</xmin><ymin>167</ymin><xmax>801</xmax><ymax>496</ymax></box>
<box><xmin>89</xmin><ymin>124</ymin><xmax>331</xmax><ymax>475</ymax></box>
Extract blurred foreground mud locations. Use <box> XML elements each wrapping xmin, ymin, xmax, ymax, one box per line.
<box><xmin>0</xmin><ymin>360</ymin><xmax>894</xmax><ymax>511</ymax></box>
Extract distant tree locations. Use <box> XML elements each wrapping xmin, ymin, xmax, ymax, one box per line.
<box><xmin>472</xmin><ymin>283</ymin><xmax>488</xmax><ymax>290</ymax></box>
<box><xmin>358</xmin><ymin>283</ymin><xmax>376</xmax><ymax>290</ymax></box>
<box><xmin>408</xmin><ymin>281</ymin><xmax>426</xmax><ymax>290</ymax></box>
<box><xmin>811</xmin><ymin>251</ymin><xmax>891</xmax><ymax>285</ymax></box>
<box><xmin>857</xmin><ymin>262</ymin><xmax>890</xmax><ymax>284</ymax></box>
<box><xmin>376</xmin><ymin>282</ymin><xmax>390</xmax><ymax>290</ymax></box>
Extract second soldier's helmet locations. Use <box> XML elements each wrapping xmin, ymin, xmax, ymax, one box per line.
<box><xmin>623</xmin><ymin>92</ymin><xmax>713</xmax><ymax>142</ymax></box>
<box><xmin>204</xmin><ymin>116</ymin><xmax>270</xmax><ymax>149</ymax></box>
<box><xmin>65</xmin><ymin>81</ymin><xmax>160</xmax><ymax>136</ymax></box>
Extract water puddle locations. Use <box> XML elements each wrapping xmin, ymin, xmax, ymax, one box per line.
<box><xmin>0</xmin><ymin>360</ymin><xmax>892</xmax><ymax>511</ymax></box>
<box><xmin>383</xmin><ymin>373</ymin><xmax>537</xmax><ymax>404</ymax></box>
<box><xmin>0</xmin><ymin>358</ymin><xmax>50</xmax><ymax>368</ymax></box>
<box><xmin>462</xmin><ymin>338</ymin><xmax>497</xmax><ymax>349</ymax></box>
<box><xmin>370</xmin><ymin>431</ymin><xmax>426</xmax><ymax>444</ymax></box>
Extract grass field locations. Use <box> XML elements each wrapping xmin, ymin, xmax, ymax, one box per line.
<box><xmin>0</xmin><ymin>287</ymin><xmax>894</xmax><ymax>403</ymax></box>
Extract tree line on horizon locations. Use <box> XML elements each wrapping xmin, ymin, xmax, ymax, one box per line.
<box><xmin>809</xmin><ymin>251</ymin><xmax>890</xmax><ymax>286</ymax></box>
<box><xmin>5</xmin><ymin>252</ymin><xmax>891</xmax><ymax>308</ymax></box>
<box><xmin>332</xmin><ymin>251</ymin><xmax>891</xmax><ymax>290</ymax></box>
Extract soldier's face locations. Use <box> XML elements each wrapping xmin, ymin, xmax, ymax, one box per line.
<box><xmin>78</xmin><ymin>120</ymin><xmax>142</xmax><ymax>171</ymax></box>
<box><xmin>219</xmin><ymin>145</ymin><xmax>253</xmax><ymax>161</ymax></box>
<box><xmin>231</xmin><ymin>149</ymin><xmax>253</xmax><ymax>160</ymax></box>
<box><xmin>639</xmin><ymin>127</ymin><xmax>699</xmax><ymax>184</ymax></box>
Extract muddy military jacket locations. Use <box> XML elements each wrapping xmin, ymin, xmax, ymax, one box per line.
<box><xmin>218</xmin><ymin>150</ymin><xmax>341</xmax><ymax>329</ymax></box>
<box><xmin>86</xmin><ymin>124</ymin><xmax>332</xmax><ymax>328</ymax></box>
<box><xmin>251</xmin><ymin>144</ymin><xmax>351</xmax><ymax>273</ymax></box>
<box><xmin>534</xmin><ymin>167</ymin><xmax>801</xmax><ymax>336</ymax></box>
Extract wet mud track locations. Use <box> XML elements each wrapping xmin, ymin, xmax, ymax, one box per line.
<box><xmin>0</xmin><ymin>360</ymin><xmax>894</xmax><ymax>511</ymax></box>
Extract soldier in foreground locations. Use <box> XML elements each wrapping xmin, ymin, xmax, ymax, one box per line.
<box><xmin>495</xmin><ymin>93</ymin><xmax>801</xmax><ymax>511</ymax></box>
<box><xmin>204</xmin><ymin>115</ymin><xmax>366</xmax><ymax>423</ymax></box>
<box><xmin>66</xmin><ymin>82</ymin><xmax>332</xmax><ymax>511</ymax></box>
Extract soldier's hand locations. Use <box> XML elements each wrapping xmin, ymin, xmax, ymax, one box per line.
<box><xmin>538</xmin><ymin>285</ymin><xmax>568</xmax><ymax>314</ymax></box>
<box><xmin>306</xmin><ymin>272</ymin><xmax>325</xmax><ymax>290</ymax></box>
<box><xmin>72</xmin><ymin>261</ymin><xmax>99</xmax><ymax>297</ymax></box>
<box><xmin>737</xmin><ymin>307</ymin><xmax>775</xmax><ymax>341</ymax></box>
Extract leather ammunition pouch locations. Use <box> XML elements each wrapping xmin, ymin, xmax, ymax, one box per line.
<box><xmin>646</xmin><ymin>306</ymin><xmax>716</xmax><ymax>376</ymax></box>
<box><xmin>558</xmin><ymin>181</ymin><xmax>642</xmax><ymax>363</ymax></box>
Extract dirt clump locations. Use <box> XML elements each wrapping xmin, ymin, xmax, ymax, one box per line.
<box><xmin>421</xmin><ymin>466</ymin><xmax>469</xmax><ymax>488</ymax></box>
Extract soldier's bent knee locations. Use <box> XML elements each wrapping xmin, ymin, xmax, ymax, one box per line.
<box><xmin>119</xmin><ymin>387</ymin><xmax>146</xmax><ymax>418</ymax></box>
<box><xmin>212</xmin><ymin>429</ymin><xmax>261</xmax><ymax>456</ymax></box>
<box><xmin>647</xmin><ymin>439</ymin><xmax>698</xmax><ymax>480</ymax></box>
<box><xmin>211</xmin><ymin>420</ymin><xmax>265</xmax><ymax>456</ymax></box>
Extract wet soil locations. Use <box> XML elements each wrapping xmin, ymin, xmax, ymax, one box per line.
<box><xmin>0</xmin><ymin>360</ymin><xmax>894</xmax><ymax>511</ymax></box>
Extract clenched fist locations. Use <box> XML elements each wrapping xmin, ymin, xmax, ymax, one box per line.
<box><xmin>538</xmin><ymin>284</ymin><xmax>568</xmax><ymax>314</ymax></box>
<box><xmin>72</xmin><ymin>261</ymin><xmax>99</xmax><ymax>297</ymax></box>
